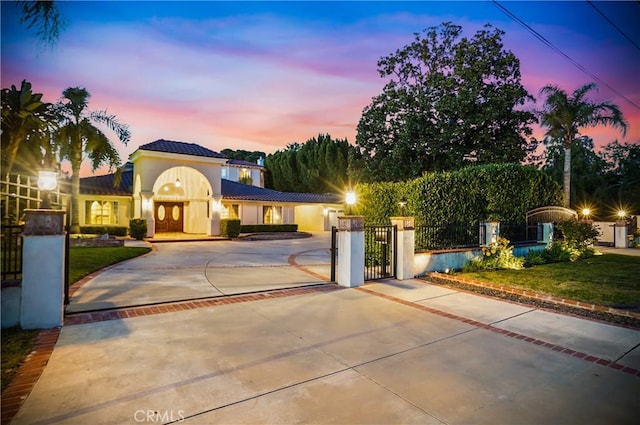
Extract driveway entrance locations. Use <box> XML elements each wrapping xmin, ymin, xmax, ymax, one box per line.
<box><xmin>66</xmin><ymin>233</ymin><xmax>332</xmax><ymax>313</ymax></box>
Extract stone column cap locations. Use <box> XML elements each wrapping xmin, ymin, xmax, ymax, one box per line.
<box><xmin>23</xmin><ymin>209</ymin><xmax>66</xmax><ymax>235</ymax></box>
<box><xmin>337</xmin><ymin>215</ymin><xmax>364</xmax><ymax>231</ymax></box>
<box><xmin>390</xmin><ymin>216</ymin><xmax>415</xmax><ymax>230</ymax></box>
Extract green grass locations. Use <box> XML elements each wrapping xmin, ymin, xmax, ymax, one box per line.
<box><xmin>1</xmin><ymin>246</ymin><xmax>150</xmax><ymax>391</ymax></box>
<box><xmin>1</xmin><ymin>327</ymin><xmax>38</xmax><ymax>391</ymax></box>
<box><xmin>69</xmin><ymin>246</ymin><xmax>151</xmax><ymax>283</ymax></box>
<box><xmin>462</xmin><ymin>254</ymin><xmax>640</xmax><ymax>308</ymax></box>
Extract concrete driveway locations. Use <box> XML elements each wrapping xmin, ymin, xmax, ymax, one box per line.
<box><xmin>10</xmin><ymin>235</ymin><xmax>640</xmax><ymax>424</ymax></box>
<box><xmin>13</xmin><ymin>278</ymin><xmax>640</xmax><ymax>424</ymax></box>
<box><xmin>66</xmin><ymin>233</ymin><xmax>333</xmax><ymax>313</ymax></box>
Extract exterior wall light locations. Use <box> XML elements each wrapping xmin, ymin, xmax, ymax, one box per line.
<box><xmin>399</xmin><ymin>196</ymin><xmax>407</xmax><ymax>216</ymax></box>
<box><xmin>175</xmin><ymin>178</ymin><xmax>182</xmax><ymax>188</ymax></box>
<box><xmin>37</xmin><ymin>170</ymin><xmax>58</xmax><ymax>209</ymax></box>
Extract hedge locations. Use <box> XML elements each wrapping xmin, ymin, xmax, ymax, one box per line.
<box><xmin>128</xmin><ymin>219</ymin><xmax>147</xmax><ymax>240</ymax></box>
<box><xmin>221</xmin><ymin>219</ymin><xmax>241</xmax><ymax>238</ymax></box>
<box><xmin>80</xmin><ymin>226</ymin><xmax>128</xmax><ymax>236</ymax></box>
<box><xmin>240</xmin><ymin>224</ymin><xmax>298</xmax><ymax>233</ymax></box>
<box><xmin>351</xmin><ymin>164</ymin><xmax>563</xmax><ymax>225</ymax></box>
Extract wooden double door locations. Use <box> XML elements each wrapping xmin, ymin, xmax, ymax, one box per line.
<box><xmin>155</xmin><ymin>202</ymin><xmax>184</xmax><ymax>233</ymax></box>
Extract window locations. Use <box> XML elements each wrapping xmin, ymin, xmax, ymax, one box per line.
<box><xmin>263</xmin><ymin>206</ymin><xmax>282</xmax><ymax>224</ymax></box>
<box><xmin>222</xmin><ymin>204</ymin><xmax>239</xmax><ymax>219</ymax></box>
<box><xmin>221</xmin><ymin>167</ymin><xmax>228</xmax><ymax>179</ymax></box>
<box><xmin>239</xmin><ymin>168</ymin><xmax>252</xmax><ymax>185</ymax></box>
<box><xmin>85</xmin><ymin>200</ymin><xmax>119</xmax><ymax>225</ymax></box>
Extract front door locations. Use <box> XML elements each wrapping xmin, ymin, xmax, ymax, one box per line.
<box><xmin>155</xmin><ymin>202</ymin><xmax>184</xmax><ymax>233</ymax></box>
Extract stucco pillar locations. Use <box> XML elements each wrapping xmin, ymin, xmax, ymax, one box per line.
<box><xmin>482</xmin><ymin>221</ymin><xmax>500</xmax><ymax>246</ymax></box>
<box><xmin>390</xmin><ymin>217</ymin><xmax>415</xmax><ymax>280</ymax></box>
<box><xmin>208</xmin><ymin>195</ymin><xmax>222</xmax><ymax>236</ymax></box>
<box><xmin>140</xmin><ymin>191</ymin><xmax>155</xmax><ymax>237</ymax></box>
<box><xmin>538</xmin><ymin>223</ymin><xmax>554</xmax><ymax>245</ymax></box>
<box><xmin>337</xmin><ymin>216</ymin><xmax>364</xmax><ymax>288</ymax></box>
<box><xmin>614</xmin><ymin>221</ymin><xmax>628</xmax><ymax>248</ymax></box>
<box><xmin>21</xmin><ymin>210</ymin><xmax>66</xmax><ymax>329</ymax></box>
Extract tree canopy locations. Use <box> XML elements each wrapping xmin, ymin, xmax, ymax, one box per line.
<box><xmin>355</xmin><ymin>22</ymin><xmax>537</xmax><ymax>182</ymax></box>
<box><xmin>265</xmin><ymin>133</ymin><xmax>354</xmax><ymax>193</ymax></box>
<box><xmin>538</xmin><ymin>82</ymin><xmax>627</xmax><ymax>207</ymax></box>
<box><xmin>220</xmin><ymin>149</ymin><xmax>265</xmax><ymax>165</ymax></box>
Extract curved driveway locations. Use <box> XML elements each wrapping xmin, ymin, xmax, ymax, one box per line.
<box><xmin>67</xmin><ymin>233</ymin><xmax>332</xmax><ymax>313</ymax></box>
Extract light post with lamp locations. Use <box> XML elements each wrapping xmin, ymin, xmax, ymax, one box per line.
<box><xmin>21</xmin><ymin>169</ymin><xmax>66</xmax><ymax>328</ymax></box>
<box><xmin>37</xmin><ymin>170</ymin><xmax>58</xmax><ymax>209</ymax></box>
<box><xmin>399</xmin><ymin>196</ymin><xmax>407</xmax><ymax>217</ymax></box>
<box><xmin>614</xmin><ymin>210</ymin><xmax>628</xmax><ymax>249</ymax></box>
<box><xmin>345</xmin><ymin>190</ymin><xmax>356</xmax><ymax>215</ymax></box>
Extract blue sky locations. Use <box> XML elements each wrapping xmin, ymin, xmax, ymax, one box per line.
<box><xmin>2</xmin><ymin>1</ymin><xmax>638</xmax><ymax>176</ymax></box>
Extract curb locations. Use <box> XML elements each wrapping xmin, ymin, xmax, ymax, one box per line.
<box><xmin>425</xmin><ymin>272</ymin><xmax>640</xmax><ymax>320</ymax></box>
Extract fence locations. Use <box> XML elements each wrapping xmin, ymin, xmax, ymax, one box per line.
<box><xmin>1</xmin><ymin>224</ymin><xmax>24</xmax><ymax>282</ymax></box>
<box><xmin>1</xmin><ymin>174</ymin><xmax>67</xmax><ymax>224</ymax></box>
<box><xmin>500</xmin><ymin>223</ymin><xmax>539</xmax><ymax>245</ymax></box>
<box><xmin>414</xmin><ymin>223</ymin><xmax>480</xmax><ymax>252</ymax></box>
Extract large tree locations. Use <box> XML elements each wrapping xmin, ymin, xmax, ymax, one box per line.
<box><xmin>55</xmin><ymin>87</ymin><xmax>130</xmax><ymax>233</ymax></box>
<box><xmin>265</xmin><ymin>133</ymin><xmax>354</xmax><ymax>193</ymax></box>
<box><xmin>539</xmin><ymin>82</ymin><xmax>627</xmax><ymax>208</ymax></box>
<box><xmin>17</xmin><ymin>0</ymin><xmax>65</xmax><ymax>45</ymax></box>
<box><xmin>1</xmin><ymin>80</ymin><xmax>53</xmax><ymax>176</ymax></box>
<box><xmin>600</xmin><ymin>140</ymin><xmax>640</xmax><ymax>215</ymax></box>
<box><xmin>355</xmin><ymin>22</ymin><xmax>537</xmax><ymax>182</ymax></box>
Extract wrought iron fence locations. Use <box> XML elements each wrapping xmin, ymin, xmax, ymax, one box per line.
<box><xmin>415</xmin><ymin>223</ymin><xmax>480</xmax><ymax>252</ymax></box>
<box><xmin>500</xmin><ymin>223</ymin><xmax>538</xmax><ymax>245</ymax></box>
<box><xmin>1</xmin><ymin>224</ymin><xmax>23</xmax><ymax>282</ymax></box>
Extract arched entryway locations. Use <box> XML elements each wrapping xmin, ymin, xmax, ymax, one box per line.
<box><xmin>152</xmin><ymin>166</ymin><xmax>213</xmax><ymax>234</ymax></box>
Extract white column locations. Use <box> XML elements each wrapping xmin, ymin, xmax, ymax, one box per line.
<box><xmin>337</xmin><ymin>216</ymin><xmax>364</xmax><ymax>288</ymax></box>
<box><xmin>538</xmin><ymin>223</ymin><xmax>554</xmax><ymax>245</ymax></box>
<box><xmin>140</xmin><ymin>191</ymin><xmax>155</xmax><ymax>237</ymax></box>
<box><xmin>614</xmin><ymin>221</ymin><xmax>628</xmax><ymax>248</ymax></box>
<box><xmin>21</xmin><ymin>210</ymin><xmax>66</xmax><ymax>329</ymax></box>
<box><xmin>208</xmin><ymin>195</ymin><xmax>222</xmax><ymax>236</ymax></box>
<box><xmin>390</xmin><ymin>216</ymin><xmax>415</xmax><ymax>280</ymax></box>
<box><xmin>482</xmin><ymin>221</ymin><xmax>500</xmax><ymax>245</ymax></box>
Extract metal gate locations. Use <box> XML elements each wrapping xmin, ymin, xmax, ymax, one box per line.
<box><xmin>330</xmin><ymin>225</ymin><xmax>397</xmax><ymax>282</ymax></box>
<box><xmin>364</xmin><ymin>225</ymin><xmax>397</xmax><ymax>280</ymax></box>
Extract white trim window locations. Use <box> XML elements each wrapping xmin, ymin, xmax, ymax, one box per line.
<box><xmin>222</xmin><ymin>203</ymin><xmax>239</xmax><ymax>219</ymax></box>
<box><xmin>263</xmin><ymin>206</ymin><xmax>282</xmax><ymax>224</ymax></box>
<box><xmin>85</xmin><ymin>200</ymin><xmax>119</xmax><ymax>225</ymax></box>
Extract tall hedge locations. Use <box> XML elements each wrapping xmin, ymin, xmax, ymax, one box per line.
<box><xmin>351</xmin><ymin>164</ymin><xmax>562</xmax><ymax>225</ymax></box>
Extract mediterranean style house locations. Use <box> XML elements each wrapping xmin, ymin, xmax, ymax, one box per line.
<box><xmin>78</xmin><ymin>139</ymin><xmax>343</xmax><ymax>237</ymax></box>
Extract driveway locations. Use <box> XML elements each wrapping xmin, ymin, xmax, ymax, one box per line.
<box><xmin>66</xmin><ymin>233</ymin><xmax>332</xmax><ymax>313</ymax></box>
<box><xmin>12</xmin><ymin>278</ymin><xmax>640</xmax><ymax>424</ymax></box>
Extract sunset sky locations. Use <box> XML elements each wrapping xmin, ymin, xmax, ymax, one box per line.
<box><xmin>2</xmin><ymin>1</ymin><xmax>639</xmax><ymax>177</ymax></box>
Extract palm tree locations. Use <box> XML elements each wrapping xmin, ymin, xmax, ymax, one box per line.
<box><xmin>539</xmin><ymin>83</ymin><xmax>627</xmax><ymax>208</ymax></box>
<box><xmin>55</xmin><ymin>87</ymin><xmax>130</xmax><ymax>233</ymax></box>
<box><xmin>1</xmin><ymin>80</ymin><xmax>52</xmax><ymax>176</ymax></box>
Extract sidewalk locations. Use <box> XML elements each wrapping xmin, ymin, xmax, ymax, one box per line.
<box><xmin>8</xmin><ymin>278</ymin><xmax>640</xmax><ymax>424</ymax></box>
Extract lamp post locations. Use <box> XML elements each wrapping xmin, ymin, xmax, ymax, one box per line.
<box><xmin>345</xmin><ymin>190</ymin><xmax>356</xmax><ymax>215</ymax></box>
<box><xmin>37</xmin><ymin>170</ymin><xmax>58</xmax><ymax>209</ymax></box>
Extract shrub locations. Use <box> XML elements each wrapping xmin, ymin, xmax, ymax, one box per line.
<box><xmin>129</xmin><ymin>219</ymin><xmax>147</xmax><ymax>240</ymax></box>
<box><xmin>464</xmin><ymin>237</ymin><xmax>524</xmax><ymax>271</ymax></box>
<box><xmin>240</xmin><ymin>224</ymin><xmax>298</xmax><ymax>233</ymax></box>
<box><xmin>543</xmin><ymin>241</ymin><xmax>580</xmax><ymax>263</ymax></box>
<box><xmin>221</xmin><ymin>219</ymin><xmax>241</xmax><ymax>238</ymax></box>
<box><xmin>558</xmin><ymin>220</ymin><xmax>600</xmax><ymax>251</ymax></box>
<box><xmin>80</xmin><ymin>226</ymin><xmax>128</xmax><ymax>236</ymax></box>
<box><xmin>525</xmin><ymin>250</ymin><xmax>546</xmax><ymax>267</ymax></box>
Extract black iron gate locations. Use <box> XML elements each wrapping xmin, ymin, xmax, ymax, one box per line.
<box><xmin>364</xmin><ymin>225</ymin><xmax>397</xmax><ymax>280</ymax></box>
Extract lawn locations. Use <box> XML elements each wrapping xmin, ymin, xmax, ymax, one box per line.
<box><xmin>462</xmin><ymin>254</ymin><xmax>640</xmax><ymax>308</ymax></box>
<box><xmin>69</xmin><ymin>246</ymin><xmax>151</xmax><ymax>283</ymax></box>
<box><xmin>1</xmin><ymin>245</ymin><xmax>151</xmax><ymax>392</ymax></box>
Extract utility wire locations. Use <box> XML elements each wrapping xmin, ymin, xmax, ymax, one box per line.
<box><xmin>492</xmin><ymin>0</ymin><xmax>640</xmax><ymax>110</ymax></box>
<box><xmin>587</xmin><ymin>0</ymin><xmax>640</xmax><ymax>52</ymax></box>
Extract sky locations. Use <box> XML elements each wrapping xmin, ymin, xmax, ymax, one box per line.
<box><xmin>2</xmin><ymin>0</ymin><xmax>639</xmax><ymax>177</ymax></box>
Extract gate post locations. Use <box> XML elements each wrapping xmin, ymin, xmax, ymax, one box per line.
<box><xmin>391</xmin><ymin>217</ymin><xmax>414</xmax><ymax>280</ymax></box>
<box><xmin>21</xmin><ymin>210</ymin><xmax>66</xmax><ymax>329</ymax></box>
<box><xmin>337</xmin><ymin>216</ymin><xmax>364</xmax><ymax>287</ymax></box>
<box><xmin>482</xmin><ymin>221</ymin><xmax>500</xmax><ymax>246</ymax></box>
